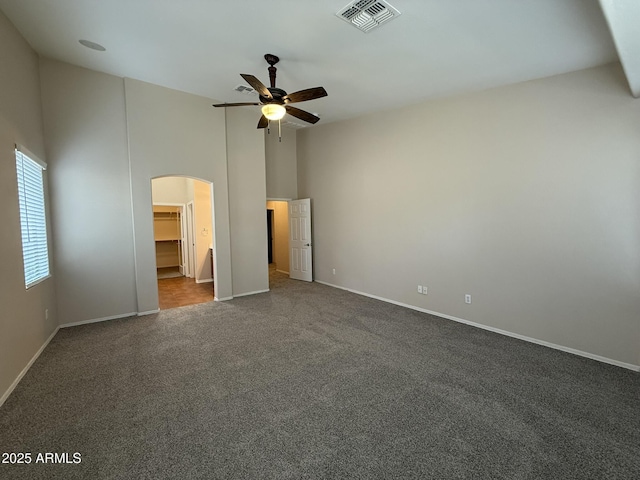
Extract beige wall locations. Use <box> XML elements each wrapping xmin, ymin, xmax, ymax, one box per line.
<box><xmin>39</xmin><ymin>59</ymin><xmax>138</xmax><ymax>324</ymax></box>
<box><xmin>123</xmin><ymin>77</ymin><xmax>232</xmax><ymax>307</ymax></box>
<box><xmin>39</xmin><ymin>62</ymin><xmax>269</xmax><ymax>316</ymax></box>
<box><xmin>0</xmin><ymin>11</ymin><xmax>57</xmax><ymax>404</ymax></box>
<box><xmin>265</xmin><ymin>125</ymin><xmax>297</xmax><ymax>200</ymax></box>
<box><xmin>226</xmin><ymin>108</ymin><xmax>269</xmax><ymax>295</ymax></box>
<box><xmin>264</xmin><ymin>123</ymin><xmax>296</xmax><ymax>277</ymax></box>
<box><xmin>297</xmin><ymin>63</ymin><xmax>640</xmax><ymax>368</ymax></box>
<box><xmin>152</xmin><ymin>176</ymin><xmax>190</xmax><ymax>204</ymax></box>
<box><xmin>267</xmin><ymin>200</ymin><xmax>290</xmax><ymax>274</ymax></box>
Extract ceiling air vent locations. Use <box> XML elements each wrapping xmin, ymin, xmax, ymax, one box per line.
<box><xmin>234</xmin><ymin>84</ymin><xmax>256</xmax><ymax>95</ymax></box>
<box><xmin>336</xmin><ymin>0</ymin><xmax>401</xmax><ymax>33</ymax></box>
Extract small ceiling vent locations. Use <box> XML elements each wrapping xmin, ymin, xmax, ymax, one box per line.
<box><xmin>336</xmin><ymin>0</ymin><xmax>401</xmax><ymax>33</ymax></box>
<box><xmin>234</xmin><ymin>84</ymin><xmax>257</xmax><ymax>95</ymax></box>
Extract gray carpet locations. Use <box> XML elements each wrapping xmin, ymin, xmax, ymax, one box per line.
<box><xmin>1</xmin><ymin>272</ymin><xmax>639</xmax><ymax>479</ymax></box>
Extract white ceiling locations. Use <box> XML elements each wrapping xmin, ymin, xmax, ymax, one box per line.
<box><xmin>0</xmin><ymin>0</ymin><xmax>626</xmax><ymax>125</ymax></box>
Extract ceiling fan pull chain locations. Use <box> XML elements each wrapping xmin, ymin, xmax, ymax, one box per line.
<box><xmin>279</xmin><ymin>119</ymin><xmax>282</xmax><ymax>142</ymax></box>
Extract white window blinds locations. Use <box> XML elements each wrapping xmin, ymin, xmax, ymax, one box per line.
<box><xmin>15</xmin><ymin>147</ymin><xmax>50</xmax><ymax>288</ymax></box>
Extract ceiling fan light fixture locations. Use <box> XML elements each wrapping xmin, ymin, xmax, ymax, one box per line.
<box><xmin>262</xmin><ymin>104</ymin><xmax>286</xmax><ymax>121</ymax></box>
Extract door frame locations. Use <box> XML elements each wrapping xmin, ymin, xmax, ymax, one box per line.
<box><xmin>185</xmin><ymin>201</ymin><xmax>196</xmax><ymax>279</ymax></box>
<box><xmin>266</xmin><ymin>199</ymin><xmax>292</xmax><ymax>276</ymax></box>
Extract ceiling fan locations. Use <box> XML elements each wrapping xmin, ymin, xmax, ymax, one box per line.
<box><xmin>212</xmin><ymin>54</ymin><xmax>328</xmax><ymax>130</ymax></box>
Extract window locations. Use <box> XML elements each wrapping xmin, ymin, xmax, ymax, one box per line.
<box><xmin>15</xmin><ymin>146</ymin><xmax>50</xmax><ymax>288</ymax></box>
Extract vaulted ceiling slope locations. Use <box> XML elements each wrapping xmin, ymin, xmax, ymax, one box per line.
<box><xmin>599</xmin><ymin>0</ymin><xmax>640</xmax><ymax>97</ymax></box>
<box><xmin>0</xmin><ymin>0</ymin><xmax>636</xmax><ymax>124</ymax></box>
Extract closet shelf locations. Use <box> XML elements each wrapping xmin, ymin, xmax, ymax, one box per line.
<box><xmin>153</xmin><ymin>205</ymin><xmax>182</xmax><ymax>270</ymax></box>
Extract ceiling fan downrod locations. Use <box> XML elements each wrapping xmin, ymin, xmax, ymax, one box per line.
<box><xmin>265</xmin><ymin>54</ymin><xmax>279</xmax><ymax>88</ymax></box>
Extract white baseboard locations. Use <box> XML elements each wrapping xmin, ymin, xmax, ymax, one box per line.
<box><xmin>0</xmin><ymin>326</ymin><xmax>60</xmax><ymax>408</ymax></box>
<box><xmin>276</xmin><ymin>269</ymin><xmax>290</xmax><ymax>275</ymax></box>
<box><xmin>4</xmin><ymin>310</ymin><xmax>157</xmax><ymax>406</ymax></box>
<box><xmin>195</xmin><ymin>278</ymin><xmax>214</xmax><ymax>284</ymax></box>
<box><xmin>233</xmin><ymin>288</ymin><xmax>270</xmax><ymax>298</ymax></box>
<box><xmin>137</xmin><ymin>309</ymin><xmax>160</xmax><ymax>316</ymax></box>
<box><xmin>59</xmin><ymin>312</ymin><xmax>138</xmax><ymax>328</ymax></box>
<box><xmin>215</xmin><ymin>296</ymin><xmax>233</xmax><ymax>301</ymax></box>
<box><xmin>315</xmin><ymin>280</ymin><xmax>640</xmax><ymax>372</ymax></box>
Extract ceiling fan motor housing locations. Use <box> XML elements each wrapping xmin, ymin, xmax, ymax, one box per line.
<box><xmin>261</xmin><ymin>87</ymin><xmax>287</xmax><ymax>104</ymax></box>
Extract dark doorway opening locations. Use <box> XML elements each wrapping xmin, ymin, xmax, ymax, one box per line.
<box><xmin>267</xmin><ymin>209</ymin><xmax>274</xmax><ymax>264</ymax></box>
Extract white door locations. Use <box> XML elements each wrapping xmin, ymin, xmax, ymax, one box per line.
<box><xmin>289</xmin><ymin>199</ymin><xmax>312</xmax><ymax>282</ymax></box>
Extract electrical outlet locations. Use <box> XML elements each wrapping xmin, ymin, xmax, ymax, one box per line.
<box><xmin>465</xmin><ymin>294</ymin><xmax>472</xmax><ymax>304</ymax></box>
<box><xmin>45</xmin><ymin>308</ymin><xmax>49</xmax><ymax>320</ymax></box>
<box><xmin>332</xmin><ymin>268</ymin><xmax>336</xmax><ymax>275</ymax></box>
<box><xmin>417</xmin><ymin>285</ymin><xmax>423</xmax><ymax>294</ymax></box>
<box><xmin>422</xmin><ymin>286</ymin><xmax>428</xmax><ymax>295</ymax></box>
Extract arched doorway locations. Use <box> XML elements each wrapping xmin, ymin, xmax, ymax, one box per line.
<box><xmin>151</xmin><ymin>176</ymin><xmax>215</xmax><ymax>309</ymax></box>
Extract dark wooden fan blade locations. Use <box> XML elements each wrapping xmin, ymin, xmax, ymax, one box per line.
<box><xmin>257</xmin><ymin>115</ymin><xmax>269</xmax><ymax>129</ymax></box>
<box><xmin>212</xmin><ymin>102</ymin><xmax>260</xmax><ymax>107</ymax></box>
<box><xmin>240</xmin><ymin>74</ymin><xmax>272</xmax><ymax>99</ymax></box>
<box><xmin>283</xmin><ymin>87</ymin><xmax>327</xmax><ymax>104</ymax></box>
<box><xmin>285</xmin><ymin>105</ymin><xmax>320</xmax><ymax>124</ymax></box>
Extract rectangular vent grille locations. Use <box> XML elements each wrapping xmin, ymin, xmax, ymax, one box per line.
<box><xmin>234</xmin><ymin>84</ymin><xmax>256</xmax><ymax>95</ymax></box>
<box><xmin>336</xmin><ymin>0</ymin><xmax>401</xmax><ymax>33</ymax></box>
